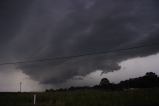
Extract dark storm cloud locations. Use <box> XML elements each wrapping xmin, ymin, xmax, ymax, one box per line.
<box><xmin>0</xmin><ymin>0</ymin><xmax>33</xmax><ymax>58</ymax></box>
<box><xmin>0</xmin><ymin>0</ymin><xmax>159</xmax><ymax>85</ymax></box>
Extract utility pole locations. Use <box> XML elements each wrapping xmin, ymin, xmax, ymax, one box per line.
<box><xmin>20</xmin><ymin>82</ymin><xmax>22</xmax><ymax>92</ymax></box>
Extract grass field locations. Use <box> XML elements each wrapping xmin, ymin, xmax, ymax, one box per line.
<box><xmin>0</xmin><ymin>88</ymin><xmax>159</xmax><ymax>106</ymax></box>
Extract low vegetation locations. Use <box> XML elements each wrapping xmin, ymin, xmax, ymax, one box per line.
<box><xmin>1</xmin><ymin>72</ymin><xmax>159</xmax><ymax>106</ymax></box>
<box><xmin>0</xmin><ymin>88</ymin><xmax>159</xmax><ymax>106</ymax></box>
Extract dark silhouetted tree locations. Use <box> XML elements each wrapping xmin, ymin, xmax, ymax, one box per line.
<box><xmin>100</xmin><ymin>78</ymin><xmax>110</xmax><ymax>86</ymax></box>
<box><xmin>119</xmin><ymin>72</ymin><xmax>159</xmax><ymax>89</ymax></box>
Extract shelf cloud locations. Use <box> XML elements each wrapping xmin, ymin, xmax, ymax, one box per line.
<box><xmin>0</xmin><ymin>0</ymin><xmax>159</xmax><ymax>86</ymax></box>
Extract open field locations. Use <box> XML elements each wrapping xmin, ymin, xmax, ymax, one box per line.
<box><xmin>0</xmin><ymin>88</ymin><xmax>159</xmax><ymax>106</ymax></box>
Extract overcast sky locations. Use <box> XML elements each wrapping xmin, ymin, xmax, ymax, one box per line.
<box><xmin>0</xmin><ymin>0</ymin><xmax>159</xmax><ymax>91</ymax></box>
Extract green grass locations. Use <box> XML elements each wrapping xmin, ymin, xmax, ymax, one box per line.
<box><xmin>0</xmin><ymin>88</ymin><xmax>159</xmax><ymax>106</ymax></box>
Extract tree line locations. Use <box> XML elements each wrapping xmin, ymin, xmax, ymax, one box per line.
<box><xmin>46</xmin><ymin>72</ymin><xmax>159</xmax><ymax>92</ymax></box>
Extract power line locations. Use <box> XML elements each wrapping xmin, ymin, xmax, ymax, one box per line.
<box><xmin>0</xmin><ymin>43</ymin><xmax>158</xmax><ymax>66</ymax></box>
